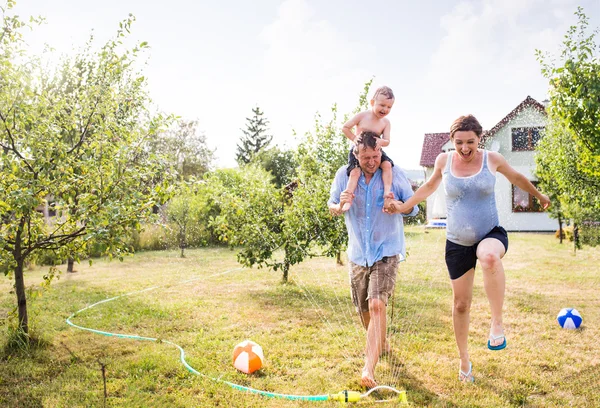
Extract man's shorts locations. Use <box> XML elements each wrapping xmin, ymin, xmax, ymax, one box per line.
<box><xmin>346</xmin><ymin>147</ymin><xmax>394</xmax><ymax>176</ymax></box>
<box><xmin>445</xmin><ymin>226</ymin><xmax>509</xmax><ymax>280</ymax></box>
<box><xmin>349</xmin><ymin>255</ymin><xmax>399</xmax><ymax>313</ymax></box>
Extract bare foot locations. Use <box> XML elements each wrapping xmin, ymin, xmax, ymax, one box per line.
<box><xmin>341</xmin><ymin>197</ymin><xmax>353</xmax><ymax>212</ymax></box>
<box><xmin>383</xmin><ymin>192</ymin><xmax>395</xmax><ymax>213</ymax></box>
<box><xmin>361</xmin><ymin>365</ymin><xmax>377</xmax><ymax>389</ymax></box>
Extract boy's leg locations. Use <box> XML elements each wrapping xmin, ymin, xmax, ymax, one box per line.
<box><xmin>381</xmin><ymin>161</ymin><xmax>394</xmax><ymax>210</ymax></box>
<box><xmin>342</xmin><ymin>168</ymin><xmax>361</xmax><ymax>212</ymax></box>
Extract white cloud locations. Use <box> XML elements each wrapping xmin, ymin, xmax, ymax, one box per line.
<box><xmin>256</xmin><ymin>0</ymin><xmax>373</xmax><ymax>148</ymax></box>
<box><xmin>420</xmin><ymin>0</ymin><xmax>582</xmax><ymax>129</ymax></box>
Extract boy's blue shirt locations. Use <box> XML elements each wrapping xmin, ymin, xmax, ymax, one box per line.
<box><xmin>328</xmin><ymin>166</ymin><xmax>418</xmax><ymax>267</ymax></box>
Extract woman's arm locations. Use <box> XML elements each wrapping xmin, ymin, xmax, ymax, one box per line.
<box><xmin>492</xmin><ymin>152</ymin><xmax>551</xmax><ymax>209</ymax></box>
<box><xmin>390</xmin><ymin>153</ymin><xmax>446</xmax><ymax>214</ymax></box>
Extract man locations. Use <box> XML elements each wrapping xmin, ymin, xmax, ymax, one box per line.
<box><xmin>328</xmin><ymin>131</ymin><xmax>418</xmax><ymax>388</ymax></box>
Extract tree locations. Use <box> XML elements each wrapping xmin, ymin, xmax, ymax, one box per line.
<box><xmin>535</xmin><ymin>6</ymin><xmax>600</xmax><ymax>249</ymax></box>
<box><xmin>235</xmin><ymin>106</ymin><xmax>272</xmax><ymax>165</ymax></box>
<box><xmin>536</xmin><ymin>7</ymin><xmax>600</xmax><ymax>167</ymax></box>
<box><xmin>211</xmin><ymin>83</ymin><xmax>373</xmax><ymax>281</ymax></box>
<box><xmin>166</xmin><ymin>180</ymin><xmax>206</xmax><ymax>257</ymax></box>
<box><xmin>149</xmin><ymin>119</ymin><xmax>214</xmax><ymax>180</ymax></box>
<box><xmin>203</xmin><ymin>166</ymin><xmax>291</xmax><ymax>278</ymax></box>
<box><xmin>250</xmin><ymin>146</ymin><xmax>297</xmax><ymax>188</ymax></box>
<box><xmin>535</xmin><ymin>120</ymin><xmax>600</xmax><ymax>250</ymax></box>
<box><xmin>0</xmin><ymin>11</ymin><xmax>174</xmax><ymax>336</ymax></box>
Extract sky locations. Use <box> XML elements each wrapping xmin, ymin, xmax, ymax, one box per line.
<box><xmin>9</xmin><ymin>0</ymin><xmax>600</xmax><ymax>169</ymax></box>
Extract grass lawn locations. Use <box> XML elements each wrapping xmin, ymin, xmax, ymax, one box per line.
<box><xmin>1</xmin><ymin>227</ymin><xmax>599</xmax><ymax>407</ymax></box>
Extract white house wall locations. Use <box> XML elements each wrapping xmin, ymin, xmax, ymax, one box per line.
<box><xmin>423</xmin><ymin>105</ymin><xmax>558</xmax><ymax>231</ymax></box>
<box><xmin>485</xmin><ymin>106</ymin><xmax>556</xmax><ymax>232</ymax></box>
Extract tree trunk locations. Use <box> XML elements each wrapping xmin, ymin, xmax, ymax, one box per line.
<box><xmin>67</xmin><ymin>258</ymin><xmax>75</xmax><ymax>273</ymax></box>
<box><xmin>336</xmin><ymin>251</ymin><xmax>343</xmax><ymax>266</ymax></box>
<box><xmin>574</xmin><ymin>222</ymin><xmax>579</xmax><ymax>253</ymax></box>
<box><xmin>558</xmin><ymin>215</ymin><xmax>563</xmax><ymax>244</ymax></box>
<box><xmin>282</xmin><ymin>262</ymin><xmax>289</xmax><ymax>283</ymax></box>
<box><xmin>13</xmin><ymin>219</ymin><xmax>29</xmax><ymax>335</ymax></box>
<box><xmin>14</xmin><ymin>254</ymin><xmax>29</xmax><ymax>335</ymax></box>
<box><xmin>179</xmin><ymin>224</ymin><xmax>186</xmax><ymax>258</ymax></box>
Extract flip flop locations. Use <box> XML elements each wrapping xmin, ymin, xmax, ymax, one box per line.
<box><xmin>487</xmin><ymin>333</ymin><xmax>507</xmax><ymax>350</ymax></box>
<box><xmin>459</xmin><ymin>361</ymin><xmax>474</xmax><ymax>383</ymax></box>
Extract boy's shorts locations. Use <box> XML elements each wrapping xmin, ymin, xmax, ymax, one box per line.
<box><xmin>346</xmin><ymin>147</ymin><xmax>394</xmax><ymax>176</ymax></box>
<box><xmin>445</xmin><ymin>226</ymin><xmax>509</xmax><ymax>280</ymax></box>
<box><xmin>349</xmin><ymin>255</ymin><xmax>399</xmax><ymax>313</ymax></box>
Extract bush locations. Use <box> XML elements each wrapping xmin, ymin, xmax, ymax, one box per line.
<box><xmin>137</xmin><ymin>224</ymin><xmax>175</xmax><ymax>251</ymax></box>
<box><xmin>581</xmin><ymin>221</ymin><xmax>600</xmax><ymax>247</ymax></box>
<box><xmin>30</xmin><ymin>250</ymin><xmax>65</xmax><ymax>267</ymax></box>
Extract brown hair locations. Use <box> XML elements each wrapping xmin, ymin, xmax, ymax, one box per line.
<box><xmin>353</xmin><ymin>131</ymin><xmax>379</xmax><ymax>155</ymax></box>
<box><xmin>372</xmin><ymin>86</ymin><xmax>394</xmax><ymax>100</ymax></box>
<box><xmin>450</xmin><ymin>114</ymin><xmax>483</xmax><ymax>139</ymax></box>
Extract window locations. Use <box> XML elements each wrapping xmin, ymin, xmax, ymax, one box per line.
<box><xmin>511</xmin><ymin>127</ymin><xmax>544</xmax><ymax>151</ymax></box>
<box><xmin>512</xmin><ymin>182</ymin><xmax>543</xmax><ymax>212</ymax></box>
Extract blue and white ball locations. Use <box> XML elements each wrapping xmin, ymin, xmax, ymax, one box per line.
<box><xmin>557</xmin><ymin>308</ymin><xmax>582</xmax><ymax>329</ymax></box>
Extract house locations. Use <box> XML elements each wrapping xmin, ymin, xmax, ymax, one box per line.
<box><xmin>419</xmin><ymin>96</ymin><xmax>557</xmax><ymax>232</ymax></box>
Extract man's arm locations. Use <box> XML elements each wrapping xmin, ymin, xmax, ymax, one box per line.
<box><xmin>328</xmin><ymin>167</ymin><xmax>350</xmax><ymax>216</ymax></box>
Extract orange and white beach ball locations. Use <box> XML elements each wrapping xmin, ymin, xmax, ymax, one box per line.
<box><xmin>232</xmin><ymin>340</ymin><xmax>264</xmax><ymax>374</ymax></box>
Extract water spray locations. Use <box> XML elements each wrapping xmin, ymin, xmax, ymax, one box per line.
<box><xmin>66</xmin><ymin>268</ymin><xmax>408</xmax><ymax>404</ymax></box>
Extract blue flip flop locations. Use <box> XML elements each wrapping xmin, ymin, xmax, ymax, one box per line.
<box><xmin>487</xmin><ymin>334</ymin><xmax>507</xmax><ymax>350</ymax></box>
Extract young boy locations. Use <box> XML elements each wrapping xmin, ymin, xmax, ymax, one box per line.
<box><xmin>341</xmin><ymin>86</ymin><xmax>395</xmax><ymax>211</ymax></box>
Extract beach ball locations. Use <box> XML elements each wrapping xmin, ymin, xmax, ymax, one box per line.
<box><xmin>557</xmin><ymin>308</ymin><xmax>582</xmax><ymax>329</ymax></box>
<box><xmin>232</xmin><ymin>340</ymin><xmax>264</xmax><ymax>374</ymax></box>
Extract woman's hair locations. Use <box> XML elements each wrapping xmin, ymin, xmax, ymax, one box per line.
<box><xmin>450</xmin><ymin>114</ymin><xmax>483</xmax><ymax>138</ymax></box>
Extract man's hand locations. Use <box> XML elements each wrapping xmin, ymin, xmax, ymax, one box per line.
<box><xmin>329</xmin><ymin>203</ymin><xmax>343</xmax><ymax>216</ymax></box>
<box><xmin>383</xmin><ymin>192</ymin><xmax>395</xmax><ymax>212</ymax></box>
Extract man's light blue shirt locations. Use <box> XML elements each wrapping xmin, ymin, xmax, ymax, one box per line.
<box><xmin>328</xmin><ymin>166</ymin><xmax>418</xmax><ymax>267</ymax></box>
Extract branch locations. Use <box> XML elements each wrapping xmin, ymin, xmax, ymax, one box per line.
<box><xmin>0</xmin><ymin>110</ymin><xmax>37</xmax><ymax>175</ymax></box>
<box><xmin>25</xmin><ymin>226</ymin><xmax>87</xmax><ymax>257</ymax></box>
<box><xmin>66</xmin><ymin>98</ymin><xmax>101</xmax><ymax>155</ymax></box>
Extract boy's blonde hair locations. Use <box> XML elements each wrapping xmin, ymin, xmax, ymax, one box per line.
<box><xmin>372</xmin><ymin>86</ymin><xmax>394</xmax><ymax>100</ymax></box>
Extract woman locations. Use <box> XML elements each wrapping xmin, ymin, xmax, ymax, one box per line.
<box><xmin>394</xmin><ymin>115</ymin><xmax>550</xmax><ymax>382</ymax></box>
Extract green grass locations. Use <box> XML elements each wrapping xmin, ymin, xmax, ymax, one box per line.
<box><xmin>1</xmin><ymin>228</ymin><xmax>599</xmax><ymax>407</ymax></box>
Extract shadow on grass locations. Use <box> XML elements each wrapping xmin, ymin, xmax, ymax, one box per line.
<box><xmin>509</xmin><ymin>289</ymin><xmax>562</xmax><ymax>315</ymax></box>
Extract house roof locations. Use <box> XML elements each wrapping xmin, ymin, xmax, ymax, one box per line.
<box><xmin>419</xmin><ymin>133</ymin><xmax>450</xmax><ymax>167</ymax></box>
<box><xmin>419</xmin><ymin>96</ymin><xmax>547</xmax><ymax>167</ymax></box>
<box><xmin>480</xmin><ymin>95</ymin><xmax>547</xmax><ymax>144</ymax></box>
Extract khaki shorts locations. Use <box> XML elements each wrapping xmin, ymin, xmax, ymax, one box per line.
<box><xmin>349</xmin><ymin>255</ymin><xmax>399</xmax><ymax>313</ymax></box>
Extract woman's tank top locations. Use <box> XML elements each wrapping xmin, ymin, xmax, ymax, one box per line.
<box><xmin>443</xmin><ymin>150</ymin><xmax>499</xmax><ymax>246</ymax></box>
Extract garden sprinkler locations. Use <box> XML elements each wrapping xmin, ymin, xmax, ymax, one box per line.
<box><xmin>330</xmin><ymin>386</ymin><xmax>408</xmax><ymax>404</ymax></box>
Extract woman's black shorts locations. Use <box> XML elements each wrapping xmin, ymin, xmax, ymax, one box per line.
<box><xmin>445</xmin><ymin>226</ymin><xmax>509</xmax><ymax>280</ymax></box>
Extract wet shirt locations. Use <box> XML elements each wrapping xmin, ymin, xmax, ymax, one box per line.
<box><xmin>328</xmin><ymin>166</ymin><xmax>419</xmax><ymax>267</ymax></box>
<box><xmin>443</xmin><ymin>150</ymin><xmax>499</xmax><ymax>246</ymax></box>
